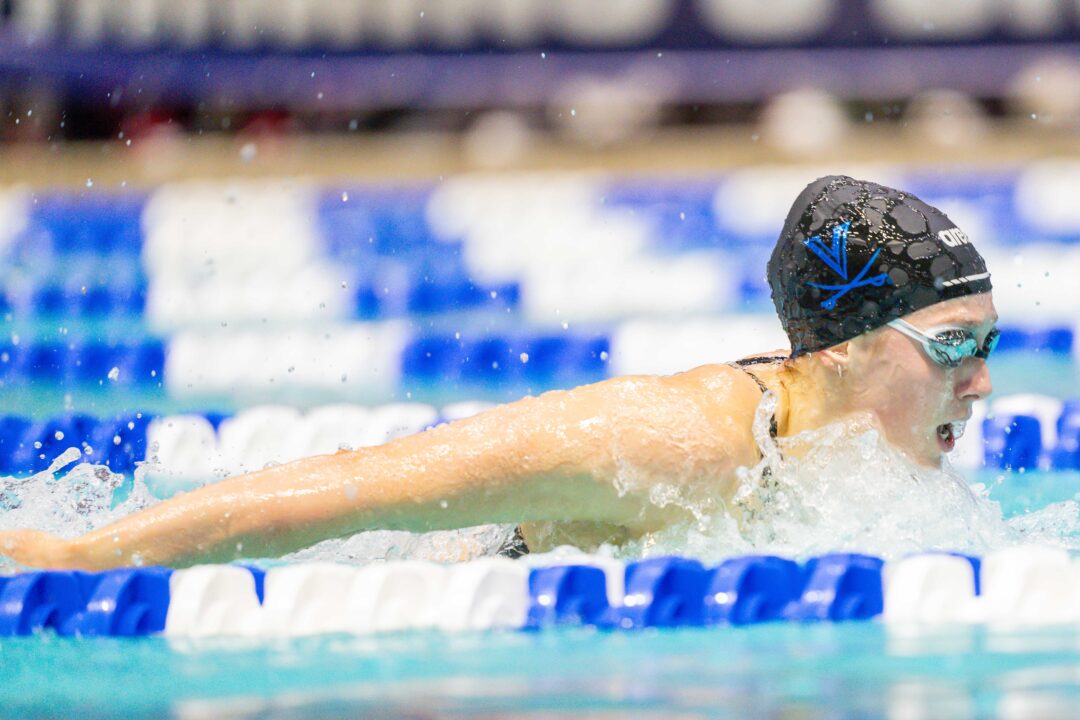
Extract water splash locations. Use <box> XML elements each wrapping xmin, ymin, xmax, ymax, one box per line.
<box><xmin>616</xmin><ymin>393</ymin><xmax>1080</xmax><ymax>562</ymax></box>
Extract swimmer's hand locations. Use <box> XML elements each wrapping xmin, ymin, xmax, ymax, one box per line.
<box><xmin>0</xmin><ymin>529</ymin><xmax>77</xmax><ymax>570</ymax></box>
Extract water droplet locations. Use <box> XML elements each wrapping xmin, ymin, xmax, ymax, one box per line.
<box><xmin>341</xmin><ymin>191</ymin><xmax>349</xmax><ymax>202</ymax></box>
<box><xmin>239</xmin><ymin>142</ymin><xmax>257</xmax><ymax>162</ymax></box>
<box><xmin>439</xmin><ymin>500</ymin><xmax>449</xmax><ymax>509</ymax></box>
<box><xmin>520</xmin><ymin>353</ymin><xmax>529</xmax><ymax>364</ymax></box>
<box><xmin>33</xmin><ymin>441</ymin><xmax>42</xmax><ymax>449</ymax></box>
<box><xmin>107</xmin><ymin>366</ymin><xmax>120</xmax><ymax>381</ymax></box>
<box><xmin>85</xmin><ymin>178</ymin><xmax>94</xmax><ymax>188</ymax></box>
<box><xmin>54</xmin><ymin>431</ymin><xmax>64</xmax><ymax>441</ymax></box>
<box><xmin>600</xmin><ymin>351</ymin><xmax>609</xmax><ymax>361</ymax></box>
<box><xmin>540</xmin><ymin>52</ymin><xmax>546</xmax><ymax>59</ymax></box>
<box><xmin>489</xmin><ymin>290</ymin><xmax>498</xmax><ymax>299</ymax></box>
<box><xmin>570</xmin><ymin>108</ymin><xmax>576</xmax><ymax>117</ymax></box>
<box><xmin>113</xmin><ymin>435</ymin><xmax>122</xmax><ymax>445</ymax></box>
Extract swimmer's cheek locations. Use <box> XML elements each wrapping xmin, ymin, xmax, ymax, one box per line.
<box><xmin>0</xmin><ymin>529</ymin><xmax>80</xmax><ymax>570</ymax></box>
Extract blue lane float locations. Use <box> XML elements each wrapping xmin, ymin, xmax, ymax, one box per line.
<box><xmin>401</xmin><ymin>333</ymin><xmax>610</xmax><ymax>387</ymax></box>
<box><xmin>0</xmin><ymin>568</ymin><xmax>171</xmax><ymax>637</ymax></box>
<box><xmin>0</xmin><ymin>412</ymin><xmax>154</xmax><ymax>475</ymax></box>
<box><xmin>1049</xmin><ymin>400</ymin><xmax>1080</xmax><ymax>471</ymax></box>
<box><xmin>983</xmin><ymin>414</ymin><xmax>1043</xmax><ymax>471</ymax></box>
<box><xmin>0</xmin><ymin>571</ymin><xmax>89</xmax><ymax>636</ymax></box>
<box><xmin>781</xmin><ymin>553</ymin><xmax>884</xmax><ymax>622</ymax></box>
<box><xmin>526</xmin><ymin>565</ymin><xmax>610</xmax><ymax>628</ymax></box>
<box><xmin>59</xmin><ymin>568</ymin><xmax>172</xmax><ymax>637</ymax></box>
<box><xmin>612</xmin><ymin>557</ymin><xmax>709</xmax><ymax>629</ymax></box>
<box><xmin>704</xmin><ymin>555</ymin><xmax>802</xmax><ymax>625</ymax></box>
<box><xmin>0</xmin><ymin>340</ymin><xmax>164</xmax><ymax>386</ymax></box>
<box><xmin>0</xmin><ymin>553</ymin><xmax>885</xmax><ymax>637</ymax></box>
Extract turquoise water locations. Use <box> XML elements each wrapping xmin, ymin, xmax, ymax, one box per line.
<box><xmin>4</xmin><ymin>617</ymin><xmax>1080</xmax><ymax>718</ymax></box>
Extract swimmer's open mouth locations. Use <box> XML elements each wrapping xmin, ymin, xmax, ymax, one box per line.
<box><xmin>936</xmin><ymin>421</ymin><xmax>966</xmax><ymax>452</ymax></box>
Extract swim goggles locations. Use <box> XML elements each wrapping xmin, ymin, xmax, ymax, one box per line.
<box><xmin>887</xmin><ymin>318</ymin><xmax>1001</xmax><ymax>368</ymax></box>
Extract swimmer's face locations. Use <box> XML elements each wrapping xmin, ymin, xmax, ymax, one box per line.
<box><xmin>844</xmin><ymin>293</ymin><xmax>998</xmax><ymax>468</ymax></box>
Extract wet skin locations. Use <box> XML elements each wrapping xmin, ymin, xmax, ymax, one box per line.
<box><xmin>0</xmin><ymin>294</ymin><xmax>996</xmax><ymax>570</ymax></box>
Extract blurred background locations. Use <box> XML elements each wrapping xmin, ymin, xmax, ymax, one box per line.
<box><xmin>0</xmin><ymin>0</ymin><xmax>1077</xmax><ymax>487</ymax></box>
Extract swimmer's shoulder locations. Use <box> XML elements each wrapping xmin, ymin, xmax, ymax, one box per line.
<box><xmin>662</xmin><ymin>361</ymin><xmax>776</xmax><ymax>407</ymax></box>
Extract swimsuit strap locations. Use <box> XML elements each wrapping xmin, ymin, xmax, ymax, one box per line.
<box><xmin>728</xmin><ymin>356</ymin><xmax>784</xmax><ymax>439</ymax></box>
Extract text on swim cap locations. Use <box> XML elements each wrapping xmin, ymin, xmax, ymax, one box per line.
<box><xmin>937</xmin><ymin>228</ymin><xmax>971</xmax><ymax>248</ymax></box>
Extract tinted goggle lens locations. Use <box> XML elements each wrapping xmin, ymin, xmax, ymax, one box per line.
<box><xmin>929</xmin><ymin>327</ymin><xmax>1000</xmax><ymax>367</ymax></box>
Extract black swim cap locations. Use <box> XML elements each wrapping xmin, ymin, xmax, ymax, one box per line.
<box><xmin>768</xmin><ymin>175</ymin><xmax>993</xmax><ymax>356</ymax></box>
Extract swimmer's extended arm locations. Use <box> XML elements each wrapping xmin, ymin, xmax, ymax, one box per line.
<box><xmin>0</xmin><ymin>367</ymin><xmax>756</xmax><ymax>570</ymax></box>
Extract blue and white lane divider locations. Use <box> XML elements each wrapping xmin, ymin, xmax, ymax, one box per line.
<box><xmin>1</xmin><ymin>395</ymin><xmax>1078</xmax><ymax>477</ymax></box>
<box><xmin>1</xmin><ymin>546</ymin><xmax>1076</xmax><ymax>637</ymax></box>
<box><xmin>0</xmin><ymin>325</ymin><xmax>1072</xmax><ymax>396</ymax></box>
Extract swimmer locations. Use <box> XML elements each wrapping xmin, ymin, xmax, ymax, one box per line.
<box><xmin>0</xmin><ymin>176</ymin><xmax>999</xmax><ymax>570</ymax></box>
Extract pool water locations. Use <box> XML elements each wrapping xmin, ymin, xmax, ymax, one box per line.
<box><xmin>4</xmin><ymin>615</ymin><xmax>1080</xmax><ymax>718</ymax></box>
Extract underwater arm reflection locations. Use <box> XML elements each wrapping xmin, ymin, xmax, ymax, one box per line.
<box><xmin>1</xmin><ymin>373</ymin><xmax>735</xmax><ymax>571</ymax></box>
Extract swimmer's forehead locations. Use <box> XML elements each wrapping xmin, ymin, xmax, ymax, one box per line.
<box><xmin>910</xmin><ymin>295</ymin><xmax>998</xmax><ymax>328</ymax></box>
<box><xmin>919</xmin><ymin>308</ymin><xmax>998</xmax><ymax>328</ymax></box>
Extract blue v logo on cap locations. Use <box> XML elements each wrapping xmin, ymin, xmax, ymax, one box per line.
<box><xmin>804</xmin><ymin>222</ymin><xmax>892</xmax><ymax>310</ymax></box>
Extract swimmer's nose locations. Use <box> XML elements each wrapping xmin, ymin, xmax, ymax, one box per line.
<box><xmin>957</xmin><ymin>357</ymin><xmax>992</xmax><ymax>401</ymax></box>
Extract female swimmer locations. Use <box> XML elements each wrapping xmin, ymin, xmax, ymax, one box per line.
<box><xmin>0</xmin><ymin>175</ymin><xmax>999</xmax><ymax>570</ymax></box>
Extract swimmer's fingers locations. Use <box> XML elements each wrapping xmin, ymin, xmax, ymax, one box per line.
<box><xmin>0</xmin><ymin>529</ymin><xmax>77</xmax><ymax>570</ymax></box>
